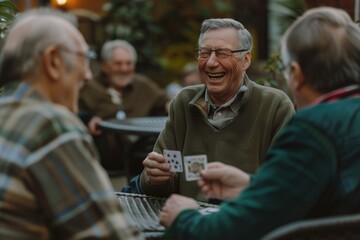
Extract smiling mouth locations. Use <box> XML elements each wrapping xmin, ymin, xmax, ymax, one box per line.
<box><xmin>208</xmin><ymin>72</ymin><xmax>225</xmax><ymax>79</ymax></box>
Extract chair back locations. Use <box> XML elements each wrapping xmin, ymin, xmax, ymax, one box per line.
<box><xmin>261</xmin><ymin>214</ymin><xmax>360</xmax><ymax>240</ymax></box>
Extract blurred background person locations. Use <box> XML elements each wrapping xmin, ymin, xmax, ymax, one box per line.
<box><xmin>166</xmin><ymin>62</ymin><xmax>202</xmax><ymax>99</ymax></box>
<box><xmin>79</xmin><ymin>39</ymin><xmax>169</xmax><ymax>121</ymax></box>
<box><xmin>79</xmin><ymin>39</ymin><xmax>170</xmax><ymax>175</ymax></box>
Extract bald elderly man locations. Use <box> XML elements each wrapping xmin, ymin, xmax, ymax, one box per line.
<box><xmin>0</xmin><ymin>8</ymin><xmax>143</xmax><ymax>239</ymax></box>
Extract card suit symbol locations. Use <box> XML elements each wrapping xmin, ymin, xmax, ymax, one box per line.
<box><xmin>171</xmin><ymin>159</ymin><xmax>174</xmax><ymax>163</ymax></box>
<box><xmin>173</xmin><ymin>154</ymin><xmax>176</xmax><ymax>158</ymax></box>
<box><xmin>167</xmin><ymin>154</ymin><xmax>170</xmax><ymax>157</ymax></box>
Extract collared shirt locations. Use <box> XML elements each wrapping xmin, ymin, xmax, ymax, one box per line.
<box><xmin>205</xmin><ymin>83</ymin><xmax>248</xmax><ymax>128</ymax></box>
<box><xmin>0</xmin><ymin>82</ymin><xmax>143</xmax><ymax>239</ymax></box>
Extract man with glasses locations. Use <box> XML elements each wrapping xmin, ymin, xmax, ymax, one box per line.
<box><xmin>138</xmin><ymin>18</ymin><xmax>294</xmax><ymax>201</ymax></box>
<box><xmin>0</xmin><ymin>8</ymin><xmax>143</xmax><ymax>239</ymax></box>
<box><xmin>159</xmin><ymin>7</ymin><xmax>360</xmax><ymax>240</ymax></box>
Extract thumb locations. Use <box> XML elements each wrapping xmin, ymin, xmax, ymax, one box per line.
<box><xmin>200</xmin><ymin>167</ymin><xmax>224</xmax><ymax>181</ymax></box>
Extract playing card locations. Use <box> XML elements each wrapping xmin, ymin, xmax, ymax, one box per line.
<box><xmin>184</xmin><ymin>155</ymin><xmax>207</xmax><ymax>181</ymax></box>
<box><xmin>163</xmin><ymin>150</ymin><xmax>183</xmax><ymax>172</ymax></box>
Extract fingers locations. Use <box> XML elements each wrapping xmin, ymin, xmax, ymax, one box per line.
<box><xmin>146</xmin><ymin>168</ymin><xmax>173</xmax><ymax>183</ymax></box>
<box><xmin>199</xmin><ymin>166</ymin><xmax>224</xmax><ymax>181</ymax></box>
<box><xmin>206</xmin><ymin>161</ymin><xmax>225</xmax><ymax>170</ymax></box>
<box><xmin>159</xmin><ymin>210</ymin><xmax>171</xmax><ymax>228</ymax></box>
<box><xmin>87</xmin><ymin>116</ymin><xmax>103</xmax><ymax>136</ymax></box>
<box><xmin>159</xmin><ymin>194</ymin><xmax>200</xmax><ymax>227</ymax></box>
<box><xmin>143</xmin><ymin>152</ymin><xmax>169</xmax><ymax>170</ymax></box>
<box><xmin>143</xmin><ymin>151</ymin><xmax>173</xmax><ymax>185</ymax></box>
<box><xmin>198</xmin><ymin>181</ymin><xmax>211</xmax><ymax>196</ymax></box>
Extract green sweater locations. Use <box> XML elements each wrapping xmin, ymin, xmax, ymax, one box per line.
<box><xmin>163</xmin><ymin>96</ymin><xmax>360</xmax><ymax>240</ymax></box>
<box><xmin>141</xmin><ymin>78</ymin><xmax>294</xmax><ymax>200</ymax></box>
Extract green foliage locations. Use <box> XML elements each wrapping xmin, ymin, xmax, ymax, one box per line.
<box><xmin>0</xmin><ymin>0</ymin><xmax>17</xmax><ymax>93</ymax></box>
<box><xmin>260</xmin><ymin>52</ymin><xmax>283</xmax><ymax>88</ymax></box>
<box><xmin>0</xmin><ymin>0</ymin><xmax>17</xmax><ymax>41</ymax></box>
<box><xmin>103</xmin><ymin>0</ymin><xmax>162</xmax><ymax>74</ymax></box>
<box><xmin>102</xmin><ymin>0</ymin><xmax>233</xmax><ymax>86</ymax></box>
<box><xmin>273</xmin><ymin>0</ymin><xmax>305</xmax><ymax>34</ymax></box>
<box><xmin>259</xmin><ymin>0</ymin><xmax>305</xmax><ymax>90</ymax></box>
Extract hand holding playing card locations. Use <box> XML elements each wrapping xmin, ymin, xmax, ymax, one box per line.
<box><xmin>142</xmin><ymin>151</ymin><xmax>174</xmax><ymax>185</ymax></box>
<box><xmin>184</xmin><ymin>155</ymin><xmax>207</xmax><ymax>181</ymax></box>
<box><xmin>198</xmin><ymin>162</ymin><xmax>250</xmax><ymax>200</ymax></box>
<box><xmin>163</xmin><ymin>150</ymin><xmax>183</xmax><ymax>173</ymax></box>
<box><xmin>159</xmin><ymin>194</ymin><xmax>199</xmax><ymax>228</ymax></box>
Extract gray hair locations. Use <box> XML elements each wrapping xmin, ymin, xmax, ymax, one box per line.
<box><xmin>101</xmin><ymin>40</ymin><xmax>137</xmax><ymax>64</ymax></box>
<box><xmin>198</xmin><ymin>18</ymin><xmax>253</xmax><ymax>52</ymax></box>
<box><xmin>0</xmin><ymin>7</ymin><xmax>78</xmax><ymax>86</ymax></box>
<box><xmin>281</xmin><ymin>7</ymin><xmax>360</xmax><ymax>93</ymax></box>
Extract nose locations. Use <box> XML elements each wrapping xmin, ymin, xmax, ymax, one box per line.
<box><xmin>84</xmin><ymin>65</ymin><xmax>93</xmax><ymax>83</ymax></box>
<box><xmin>206</xmin><ymin>52</ymin><xmax>220</xmax><ymax>67</ymax></box>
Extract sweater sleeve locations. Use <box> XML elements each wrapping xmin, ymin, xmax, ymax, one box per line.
<box><xmin>140</xmin><ymin>99</ymin><xmax>179</xmax><ymax>197</ymax></box>
<box><xmin>161</xmin><ymin>118</ymin><xmax>337</xmax><ymax>240</ymax></box>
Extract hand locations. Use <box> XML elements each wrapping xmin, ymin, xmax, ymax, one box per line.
<box><xmin>159</xmin><ymin>194</ymin><xmax>199</xmax><ymax>228</ymax></box>
<box><xmin>198</xmin><ymin>162</ymin><xmax>250</xmax><ymax>200</ymax></box>
<box><xmin>87</xmin><ymin>116</ymin><xmax>102</xmax><ymax>136</ymax></box>
<box><xmin>142</xmin><ymin>151</ymin><xmax>174</xmax><ymax>185</ymax></box>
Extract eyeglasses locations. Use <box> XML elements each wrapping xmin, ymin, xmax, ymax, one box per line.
<box><xmin>278</xmin><ymin>61</ymin><xmax>291</xmax><ymax>79</ymax></box>
<box><xmin>61</xmin><ymin>47</ymin><xmax>97</xmax><ymax>61</ymax></box>
<box><xmin>194</xmin><ymin>47</ymin><xmax>248</xmax><ymax>59</ymax></box>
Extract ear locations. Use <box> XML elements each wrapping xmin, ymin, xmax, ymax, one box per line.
<box><xmin>242</xmin><ymin>52</ymin><xmax>251</xmax><ymax>70</ymax></box>
<box><xmin>42</xmin><ymin>45</ymin><xmax>63</xmax><ymax>82</ymax></box>
<box><xmin>291</xmin><ymin>62</ymin><xmax>306</xmax><ymax>90</ymax></box>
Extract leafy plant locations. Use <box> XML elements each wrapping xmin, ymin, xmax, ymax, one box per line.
<box><xmin>0</xmin><ymin>0</ymin><xmax>17</xmax><ymax>95</ymax></box>
<box><xmin>0</xmin><ymin>0</ymin><xmax>17</xmax><ymax>41</ymax></box>
<box><xmin>102</xmin><ymin>0</ymin><xmax>162</xmax><ymax>74</ymax></box>
<box><xmin>272</xmin><ymin>0</ymin><xmax>305</xmax><ymax>34</ymax></box>
<box><xmin>257</xmin><ymin>0</ymin><xmax>304</xmax><ymax>91</ymax></box>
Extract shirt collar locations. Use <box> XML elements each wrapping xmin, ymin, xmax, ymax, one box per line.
<box><xmin>312</xmin><ymin>84</ymin><xmax>360</xmax><ymax>105</ymax></box>
<box><xmin>190</xmin><ymin>74</ymin><xmax>253</xmax><ymax>115</ymax></box>
<box><xmin>2</xmin><ymin>81</ymin><xmax>42</xmax><ymax>101</ymax></box>
<box><xmin>205</xmin><ymin>79</ymin><xmax>248</xmax><ymax>113</ymax></box>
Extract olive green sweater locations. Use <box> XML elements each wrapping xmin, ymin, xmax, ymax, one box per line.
<box><xmin>141</xmin><ymin>77</ymin><xmax>294</xmax><ymax>200</ymax></box>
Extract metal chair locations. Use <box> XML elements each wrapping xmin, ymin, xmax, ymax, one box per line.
<box><xmin>261</xmin><ymin>213</ymin><xmax>360</xmax><ymax>240</ymax></box>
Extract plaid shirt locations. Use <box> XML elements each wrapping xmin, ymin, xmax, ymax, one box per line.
<box><xmin>0</xmin><ymin>83</ymin><xmax>143</xmax><ymax>239</ymax></box>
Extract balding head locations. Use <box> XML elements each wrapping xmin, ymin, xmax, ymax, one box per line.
<box><xmin>280</xmin><ymin>7</ymin><xmax>360</xmax><ymax>93</ymax></box>
<box><xmin>0</xmin><ymin>7</ymin><xmax>92</xmax><ymax>113</ymax></box>
<box><xmin>0</xmin><ymin>8</ymin><xmax>83</xmax><ymax>86</ymax></box>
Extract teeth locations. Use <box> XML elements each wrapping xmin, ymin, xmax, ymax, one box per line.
<box><xmin>208</xmin><ymin>73</ymin><xmax>225</xmax><ymax>78</ymax></box>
